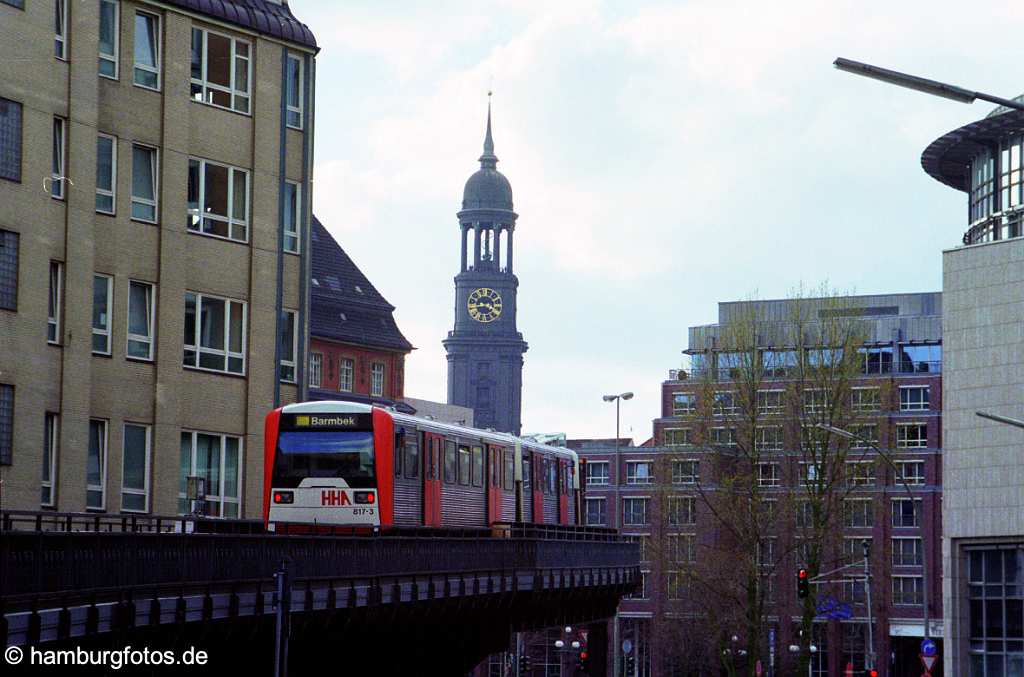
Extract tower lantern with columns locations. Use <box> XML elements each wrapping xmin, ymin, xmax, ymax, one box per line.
<box><xmin>443</xmin><ymin>99</ymin><xmax>528</xmax><ymax>435</ymax></box>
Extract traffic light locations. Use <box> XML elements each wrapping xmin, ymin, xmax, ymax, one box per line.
<box><xmin>625</xmin><ymin>654</ymin><xmax>636</xmax><ymax>675</ymax></box>
<box><xmin>518</xmin><ymin>655</ymin><xmax>531</xmax><ymax>675</ymax></box>
<box><xmin>576</xmin><ymin>650</ymin><xmax>589</xmax><ymax>673</ymax></box>
<box><xmin>797</xmin><ymin>568</ymin><xmax>809</xmax><ymax>599</ymax></box>
<box><xmin>867</xmin><ymin>670</ymin><xmax>878</xmax><ymax>677</ymax></box>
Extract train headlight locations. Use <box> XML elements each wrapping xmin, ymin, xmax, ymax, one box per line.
<box><xmin>273</xmin><ymin>491</ymin><xmax>294</xmax><ymax>504</ymax></box>
<box><xmin>354</xmin><ymin>491</ymin><xmax>376</xmax><ymax>504</ymax></box>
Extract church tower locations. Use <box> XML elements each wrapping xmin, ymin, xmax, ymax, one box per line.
<box><xmin>443</xmin><ymin>100</ymin><xmax>528</xmax><ymax>435</ymax></box>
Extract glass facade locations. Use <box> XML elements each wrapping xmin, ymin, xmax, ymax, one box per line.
<box><xmin>966</xmin><ymin>135</ymin><xmax>1024</xmax><ymax>243</ymax></box>
<box><xmin>969</xmin><ymin>548</ymin><xmax>1024</xmax><ymax>677</ymax></box>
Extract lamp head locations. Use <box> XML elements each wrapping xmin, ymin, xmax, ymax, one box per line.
<box><xmin>622</xmin><ymin>392</ymin><xmax>634</xmax><ymax>400</ymax></box>
<box><xmin>602</xmin><ymin>395</ymin><xmax>616</xmax><ymax>402</ymax></box>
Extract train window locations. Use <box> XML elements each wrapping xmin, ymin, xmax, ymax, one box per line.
<box><xmin>548</xmin><ymin>461</ymin><xmax>557</xmax><ymax>495</ymax></box>
<box><xmin>426</xmin><ymin>437</ymin><xmax>437</xmax><ymax>480</ymax></box>
<box><xmin>458</xmin><ymin>445</ymin><xmax>471</xmax><ymax>485</ymax></box>
<box><xmin>522</xmin><ymin>457</ymin><xmax>530</xmax><ymax>488</ymax></box>
<box><xmin>394</xmin><ymin>433</ymin><xmax>403</xmax><ymax>477</ymax></box>
<box><xmin>490</xmin><ymin>448</ymin><xmax>500</xmax><ymax>486</ymax></box>
<box><xmin>444</xmin><ymin>441</ymin><xmax>457</xmax><ymax>484</ymax></box>
<box><xmin>404</xmin><ymin>435</ymin><xmax>419</xmax><ymax>479</ymax></box>
<box><xmin>540</xmin><ymin>459</ymin><xmax>549</xmax><ymax>495</ymax></box>
<box><xmin>472</xmin><ymin>446</ymin><xmax>484</xmax><ymax>487</ymax></box>
<box><xmin>503</xmin><ymin>450</ymin><xmax>514</xmax><ymax>491</ymax></box>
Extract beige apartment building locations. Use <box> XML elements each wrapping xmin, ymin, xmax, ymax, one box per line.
<box><xmin>0</xmin><ymin>0</ymin><xmax>316</xmax><ymax>518</ymax></box>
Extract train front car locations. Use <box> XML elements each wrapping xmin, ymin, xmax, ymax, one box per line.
<box><xmin>264</xmin><ymin>402</ymin><xmax>394</xmax><ymax>532</ymax></box>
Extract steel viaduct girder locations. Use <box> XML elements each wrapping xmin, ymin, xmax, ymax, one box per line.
<box><xmin>1</xmin><ymin>525</ymin><xmax>638</xmax><ymax>673</ymax></box>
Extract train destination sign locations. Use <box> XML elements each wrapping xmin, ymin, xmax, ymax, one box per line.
<box><xmin>282</xmin><ymin>413</ymin><xmax>373</xmax><ymax>431</ymax></box>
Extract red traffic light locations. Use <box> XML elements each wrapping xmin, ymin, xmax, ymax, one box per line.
<box><xmin>580</xmin><ymin>651</ymin><xmax>587</xmax><ymax>660</ymax></box>
<box><xmin>869</xmin><ymin>671</ymin><xmax>878</xmax><ymax>677</ymax></box>
<box><xmin>799</xmin><ymin>569</ymin><xmax>808</xmax><ymax>579</ymax></box>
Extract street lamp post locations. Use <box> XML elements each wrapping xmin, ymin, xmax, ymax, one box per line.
<box><xmin>976</xmin><ymin>411</ymin><xmax>1024</xmax><ymax>430</ymax></box>
<box><xmin>603</xmin><ymin>391</ymin><xmax>632</xmax><ymax>677</ymax></box>
<box><xmin>817</xmin><ymin>424</ymin><xmax>931</xmax><ymax>653</ymax></box>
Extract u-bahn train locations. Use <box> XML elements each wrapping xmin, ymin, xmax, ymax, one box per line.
<box><xmin>263</xmin><ymin>401</ymin><xmax>583</xmax><ymax>531</ymax></box>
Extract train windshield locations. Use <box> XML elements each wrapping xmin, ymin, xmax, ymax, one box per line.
<box><xmin>273</xmin><ymin>431</ymin><xmax>376</xmax><ymax>489</ymax></box>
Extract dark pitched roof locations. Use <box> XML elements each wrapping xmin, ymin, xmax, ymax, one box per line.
<box><xmin>165</xmin><ymin>0</ymin><xmax>317</xmax><ymax>50</ymax></box>
<box><xmin>311</xmin><ymin>216</ymin><xmax>414</xmax><ymax>353</ymax></box>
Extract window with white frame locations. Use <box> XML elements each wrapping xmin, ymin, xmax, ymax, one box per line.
<box><xmin>668</xmin><ymin>496</ymin><xmax>696</xmax><ymax>526</ymax></box>
<box><xmin>96</xmin><ymin>134</ymin><xmax>116</xmax><ymax>213</ymax></box>
<box><xmin>190</xmin><ymin>28</ymin><xmax>250</xmax><ymax>114</ymax></box>
<box><xmin>896</xmin><ymin>423</ymin><xmax>927</xmax><ymax>448</ymax></box>
<box><xmin>756</xmin><ymin>426</ymin><xmax>783</xmax><ymax>452</ymax></box>
<box><xmin>41</xmin><ymin>413</ymin><xmax>58</xmax><ymax>506</ymax></box>
<box><xmin>795</xmin><ymin>500</ymin><xmax>813</xmax><ymax>528</ymax></box>
<box><xmin>625</xmin><ymin>571</ymin><xmax>649</xmax><ymax>599</ymax></box>
<box><xmin>47</xmin><ymin>261</ymin><xmax>62</xmax><ymax>344</ymax></box>
<box><xmin>339</xmin><ymin>358</ymin><xmax>354</xmax><ymax>392</ymax></box>
<box><xmin>625</xmin><ymin>461</ymin><xmax>653</xmax><ymax>485</ymax></box>
<box><xmin>712</xmin><ymin>426</ymin><xmax>737</xmax><ymax>447</ymax></box>
<box><xmin>672</xmin><ymin>459</ymin><xmax>698</xmax><ymax>485</ymax></box>
<box><xmin>92</xmin><ymin>274</ymin><xmax>112</xmax><ymax>355</ymax></box>
<box><xmin>664</xmin><ymin>428</ymin><xmax>692</xmax><ymax>447</ymax></box>
<box><xmin>892</xmin><ymin>498</ymin><xmax>921</xmax><ymax>528</ymax></box>
<box><xmin>187</xmin><ymin>158</ymin><xmax>248</xmax><ymax>241</ymax></box>
<box><xmin>87</xmin><ymin>419</ymin><xmax>107</xmax><ymax>510</ymax></box>
<box><xmin>127</xmin><ymin>280</ymin><xmax>155</xmax><ymax>360</ymax></box>
<box><xmin>280</xmin><ymin>310</ymin><xmax>297</xmax><ymax>383</ymax></box>
<box><xmin>121</xmin><ymin>423</ymin><xmax>150</xmax><ymax>512</ymax></box>
<box><xmin>713</xmin><ymin>391</ymin><xmax>737</xmax><ymax>416</ymax></box>
<box><xmin>586</xmin><ymin>461</ymin><xmax>609</xmax><ymax>486</ymax></box>
<box><xmin>183</xmin><ymin>292</ymin><xmax>246</xmax><ymax>374</ymax></box>
<box><xmin>284</xmin><ymin>181</ymin><xmax>300</xmax><ymax>253</ymax></box>
<box><xmin>133</xmin><ymin>11</ymin><xmax>160</xmax><ymax>89</ymax></box>
<box><xmin>98</xmin><ymin>0</ymin><xmax>119</xmax><ymax>78</ymax></box>
<box><xmin>758</xmin><ymin>389</ymin><xmax>784</xmax><ymax>415</ymax></box>
<box><xmin>131</xmin><ymin>144</ymin><xmax>158</xmax><ymax>222</ymax></box>
<box><xmin>892</xmin><ymin>537</ymin><xmax>922</xmax><ymax>567</ymax></box>
<box><xmin>672</xmin><ymin>392</ymin><xmax>696</xmax><ymax>415</ymax></box>
<box><xmin>622</xmin><ymin>497</ymin><xmax>649</xmax><ymax>526</ymax></box>
<box><xmin>667</xmin><ymin>571</ymin><xmax>687</xmax><ymax>600</ymax></box>
<box><xmin>896</xmin><ymin>460</ymin><xmax>925</xmax><ymax>486</ymax></box>
<box><xmin>309</xmin><ymin>352</ymin><xmax>322</xmax><ymax>388</ymax></box>
<box><xmin>899</xmin><ymin>386</ymin><xmax>930</xmax><ymax>411</ymax></box>
<box><xmin>843</xmin><ymin>498</ymin><xmax>874</xmax><ymax>527</ymax></box>
<box><xmin>757</xmin><ymin>462</ymin><xmax>780</xmax><ymax>487</ymax></box>
<box><xmin>55</xmin><ymin>0</ymin><xmax>68</xmax><ymax>59</ymax></box>
<box><xmin>803</xmin><ymin>389</ymin><xmax>827</xmax><ymax>414</ymax></box>
<box><xmin>178</xmin><ymin>430</ymin><xmax>242</xmax><ymax>517</ymax></box>
<box><xmin>799</xmin><ymin>462</ymin><xmax>821</xmax><ymax>486</ymax></box>
<box><xmin>670</xmin><ymin>534</ymin><xmax>696</xmax><ymax>564</ymax></box>
<box><xmin>51</xmin><ymin>117</ymin><xmax>65</xmax><ymax>199</ymax></box>
<box><xmin>370</xmin><ymin>362</ymin><xmax>385</xmax><ymax>397</ymax></box>
<box><xmin>842</xmin><ymin>579</ymin><xmax>866</xmax><ymax>603</ymax></box>
<box><xmin>843</xmin><ymin>537</ymin><xmax>870</xmax><ymax>565</ymax></box>
<box><xmin>757</xmin><ymin>538</ymin><xmax>777</xmax><ymax>569</ymax></box>
<box><xmin>849</xmin><ymin>423</ymin><xmax>878</xmax><ymax>450</ymax></box>
<box><xmin>892</xmin><ymin>576</ymin><xmax>923</xmax><ymax>605</ymax></box>
<box><xmin>584</xmin><ymin>497</ymin><xmax>606</xmax><ymax>526</ymax></box>
<box><xmin>851</xmin><ymin>387</ymin><xmax>880</xmax><ymax>413</ymax></box>
<box><xmin>285</xmin><ymin>53</ymin><xmax>303</xmax><ymax>128</ymax></box>
<box><xmin>845</xmin><ymin>461</ymin><xmax>877</xmax><ymax>487</ymax></box>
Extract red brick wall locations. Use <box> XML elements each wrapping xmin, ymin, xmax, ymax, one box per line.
<box><xmin>309</xmin><ymin>338</ymin><xmax>405</xmax><ymax>400</ymax></box>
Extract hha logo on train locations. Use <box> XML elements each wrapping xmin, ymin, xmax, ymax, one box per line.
<box><xmin>321</xmin><ymin>489</ymin><xmax>351</xmax><ymax>506</ymax></box>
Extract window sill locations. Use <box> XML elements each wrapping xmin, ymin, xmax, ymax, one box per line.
<box><xmin>187</xmin><ymin>228</ymin><xmax>249</xmax><ymax>246</ymax></box>
<box><xmin>47</xmin><ymin>340</ymin><xmax>61</xmax><ymax>347</ymax></box>
<box><xmin>98</xmin><ymin>73</ymin><xmax>119</xmax><ymax>82</ymax></box>
<box><xmin>286</xmin><ymin>123</ymin><xmax>303</xmax><ymax>132</ymax></box>
<box><xmin>190</xmin><ymin>98</ymin><xmax>252</xmax><ymax>119</ymax></box>
<box><xmin>96</xmin><ymin>209</ymin><xmax>116</xmax><ymax>217</ymax></box>
<box><xmin>126</xmin><ymin>355</ymin><xmax>154</xmax><ymax>364</ymax></box>
<box><xmin>131</xmin><ymin>216</ymin><xmax>159</xmax><ymax>226</ymax></box>
<box><xmin>183</xmin><ymin>365</ymin><xmax>247</xmax><ymax>379</ymax></box>
<box><xmin>284</xmin><ymin>249</ymin><xmax>301</xmax><ymax>256</ymax></box>
<box><xmin>92</xmin><ymin>351</ymin><xmax>112</xmax><ymax>358</ymax></box>
<box><xmin>133</xmin><ymin>83</ymin><xmax>161</xmax><ymax>93</ymax></box>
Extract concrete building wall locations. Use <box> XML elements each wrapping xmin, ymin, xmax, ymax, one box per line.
<box><xmin>941</xmin><ymin>238</ymin><xmax>1024</xmax><ymax>676</ymax></box>
<box><xmin>0</xmin><ymin>0</ymin><xmax>315</xmax><ymax>518</ymax></box>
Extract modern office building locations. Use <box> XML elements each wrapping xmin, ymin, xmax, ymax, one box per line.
<box><xmin>922</xmin><ymin>100</ymin><xmax>1024</xmax><ymax>677</ymax></box>
<box><xmin>307</xmin><ymin>216</ymin><xmax>413</xmax><ymax>409</ymax></box>
<box><xmin>443</xmin><ymin>102</ymin><xmax>527</xmax><ymax>435</ymax></box>
<box><xmin>0</xmin><ymin>0</ymin><xmax>316</xmax><ymax>517</ymax></box>
<box><xmin>580</xmin><ymin>293</ymin><xmax>944</xmax><ymax>676</ymax></box>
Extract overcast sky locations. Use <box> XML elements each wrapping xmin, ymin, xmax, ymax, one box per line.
<box><xmin>299</xmin><ymin>0</ymin><xmax>1014</xmax><ymax>442</ymax></box>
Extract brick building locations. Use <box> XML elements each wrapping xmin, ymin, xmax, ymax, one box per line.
<box><xmin>0</xmin><ymin>0</ymin><xmax>316</xmax><ymax>517</ymax></box>
<box><xmin>580</xmin><ymin>293</ymin><xmax>943</xmax><ymax>676</ymax></box>
<box><xmin>307</xmin><ymin>216</ymin><xmax>413</xmax><ymax>408</ymax></box>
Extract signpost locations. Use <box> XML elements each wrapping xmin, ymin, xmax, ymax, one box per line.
<box><xmin>920</xmin><ymin>638</ymin><xmax>938</xmax><ymax>676</ymax></box>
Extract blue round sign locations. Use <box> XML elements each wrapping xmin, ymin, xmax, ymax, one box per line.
<box><xmin>921</xmin><ymin>638</ymin><xmax>937</xmax><ymax>657</ymax></box>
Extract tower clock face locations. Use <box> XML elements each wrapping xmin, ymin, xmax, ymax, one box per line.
<box><xmin>468</xmin><ymin>287</ymin><xmax>503</xmax><ymax>323</ymax></box>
